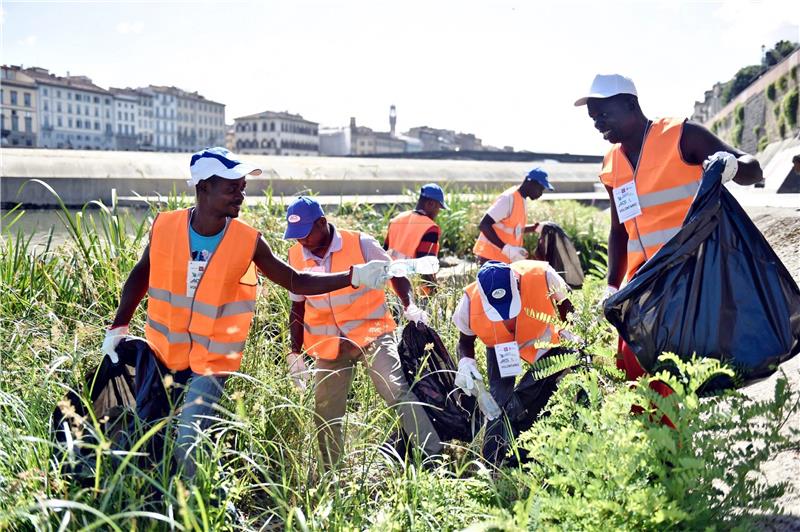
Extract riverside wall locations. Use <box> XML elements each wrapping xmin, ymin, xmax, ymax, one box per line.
<box><xmin>1</xmin><ymin>148</ymin><xmax>601</xmax><ymax>207</ymax></box>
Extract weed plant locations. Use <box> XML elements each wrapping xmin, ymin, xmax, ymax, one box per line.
<box><xmin>0</xmin><ymin>185</ymin><xmax>797</xmax><ymax>530</ymax></box>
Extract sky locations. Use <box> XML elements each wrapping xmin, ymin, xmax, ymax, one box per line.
<box><xmin>1</xmin><ymin>0</ymin><xmax>798</xmax><ymax>155</ymax></box>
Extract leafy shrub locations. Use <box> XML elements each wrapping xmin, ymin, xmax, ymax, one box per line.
<box><xmin>481</xmin><ymin>354</ymin><xmax>800</xmax><ymax>530</ymax></box>
<box><xmin>734</xmin><ymin>103</ymin><xmax>745</xmax><ymax>124</ymax></box>
<box><xmin>732</xmin><ymin>123</ymin><xmax>744</xmax><ymax>148</ymax></box>
<box><xmin>778</xmin><ymin>74</ymin><xmax>789</xmax><ymax>92</ymax></box>
<box><xmin>766</xmin><ymin>83</ymin><xmax>777</xmax><ymax>101</ymax></box>
<box><xmin>758</xmin><ymin>134</ymin><xmax>770</xmax><ymax>152</ymax></box>
<box><xmin>782</xmin><ymin>88</ymin><xmax>798</xmax><ymax>128</ymax></box>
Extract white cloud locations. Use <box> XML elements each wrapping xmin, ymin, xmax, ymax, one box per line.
<box><xmin>116</xmin><ymin>21</ymin><xmax>143</xmax><ymax>35</ymax></box>
<box><xmin>18</xmin><ymin>35</ymin><xmax>37</xmax><ymax>46</ymax></box>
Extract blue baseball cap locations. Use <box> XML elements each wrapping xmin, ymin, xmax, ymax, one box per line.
<box><xmin>525</xmin><ymin>167</ymin><xmax>554</xmax><ymax>191</ymax></box>
<box><xmin>476</xmin><ymin>261</ymin><xmax>521</xmax><ymax>322</ymax></box>
<box><xmin>283</xmin><ymin>196</ymin><xmax>325</xmax><ymax>239</ymax></box>
<box><xmin>420</xmin><ymin>183</ymin><xmax>448</xmax><ymax>209</ymax></box>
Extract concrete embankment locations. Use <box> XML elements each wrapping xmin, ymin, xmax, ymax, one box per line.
<box><xmin>1</xmin><ymin>148</ymin><xmax>601</xmax><ymax>207</ymax></box>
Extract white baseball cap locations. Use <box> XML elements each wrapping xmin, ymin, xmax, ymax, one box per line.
<box><xmin>574</xmin><ymin>74</ymin><xmax>638</xmax><ymax>107</ymax></box>
<box><xmin>188</xmin><ymin>147</ymin><xmax>262</xmax><ymax>186</ymax></box>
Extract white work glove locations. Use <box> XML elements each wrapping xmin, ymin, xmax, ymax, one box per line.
<box><xmin>101</xmin><ymin>325</ymin><xmax>130</xmax><ymax>364</ymax></box>
<box><xmin>350</xmin><ymin>260</ymin><xmax>391</xmax><ymax>290</ymax></box>
<box><xmin>287</xmin><ymin>352</ymin><xmax>309</xmax><ymax>391</ymax></box>
<box><xmin>454</xmin><ymin>357</ymin><xmax>484</xmax><ymax>397</ymax></box>
<box><xmin>501</xmin><ymin>244</ymin><xmax>529</xmax><ymax>262</ymax></box>
<box><xmin>403</xmin><ymin>303</ymin><xmax>429</xmax><ymax>326</ymax></box>
<box><xmin>703</xmin><ymin>151</ymin><xmax>738</xmax><ymax>184</ymax></box>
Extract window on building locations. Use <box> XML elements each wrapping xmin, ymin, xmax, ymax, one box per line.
<box><xmin>76</xmin><ymin>94</ymin><xmax>81</xmax><ymax>102</ymax></box>
<box><xmin>95</xmin><ymin>121</ymin><xmax>100</xmax><ymax>130</ymax></box>
<box><xmin>94</xmin><ymin>96</ymin><xmax>99</xmax><ymax>103</ymax></box>
<box><xmin>77</xmin><ymin>119</ymin><xmax>82</xmax><ymax>128</ymax></box>
<box><xmin>24</xmin><ymin>93</ymin><xmax>31</xmax><ymax>107</ymax></box>
<box><xmin>57</xmin><ymin>90</ymin><xmax>61</xmax><ymax>98</ymax></box>
<box><xmin>57</xmin><ymin>117</ymin><xmax>62</xmax><ymax>127</ymax></box>
<box><xmin>11</xmin><ymin>111</ymin><xmax>19</xmax><ymax>131</ymax></box>
<box><xmin>68</xmin><ymin>92</ymin><xmax>72</xmax><ymax>100</ymax></box>
<box><xmin>95</xmin><ymin>108</ymin><xmax>99</xmax><ymax>117</ymax></box>
<box><xmin>43</xmin><ymin>88</ymin><xmax>48</xmax><ymax>96</ymax></box>
<box><xmin>57</xmin><ymin>102</ymin><xmax>62</xmax><ymax>112</ymax></box>
<box><xmin>24</xmin><ymin>116</ymin><xmax>32</xmax><ymax>132</ymax></box>
<box><xmin>44</xmin><ymin>101</ymin><xmax>49</xmax><ymax>111</ymax></box>
<box><xmin>84</xmin><ymin>105</ymin><xmax>88</xmax><ymax>115</ymax></box>
<box><xmin>10</xmin><ymin>91</ymin><xmax>18</xmax><ymax>105</ymax></box>
<box><xmin>68</xmin><ymin>118</ymin><xmax>73</xmax><ymax>128</ymax></box>
<box><xmin>105</xmin><ymin>98</ymin><xmax>110</xmax><ymax>105</ymax></box>
<box><xmin>68</xmin><ymin>104</ymin><xmax>72</xmax><ymax>114</ymax></box>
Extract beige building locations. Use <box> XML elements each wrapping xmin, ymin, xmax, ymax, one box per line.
<box><xmin>144</xmin><ymin>85</ymin><xmax>226</xmax><ymax>152</ymax></box>
<box><xmin>234</xmin><ymin>111</ymin><xmax>319</xmax><ymax>156</ymax></box>
<box><xmin>22</xmin><ymin>66</ymin><xmax>115</xmax><ymax>150</ymax></box>
<box><xmin>1</xmin><ymin>66</ymin><xmax>38</xmax><ymax>147</ymax></box>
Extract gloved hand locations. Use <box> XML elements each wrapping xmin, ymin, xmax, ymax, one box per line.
<box><xmin>703</xmin><ymin>151</ymin><xmax>738</xmax><ymax>183</ymax></box>
<box><xmin>287</xmin><ymin>352</ymin><xmax>309</xmax><ymax>391</ymax></box>
<box><xmin>454</xmin><ymin>357</ymin><xmax>483</xmax><ymax>396</ymax></box>
<box><xmin>501</xmin><ymin>244</ymin><xmax>529</xmax><ymax>262</ymax></box>
<box><xmin>601</xmin><ymin>284</ymin><xmax>618</xmax><ymax>303</ymax></box>
<box><xmin>403</xmin><ymin>303</ymin><xmax>429</xmax><ymax>326</ymax></box>
<box><xmin>102</xmin><ymin>325</ymin><xmax>130</xmax><ymax>364</ymax></box>
<box><xmin>350</xmin><ymin>260</ymin><xmax>391</xmax><ymax>290</ymax></box>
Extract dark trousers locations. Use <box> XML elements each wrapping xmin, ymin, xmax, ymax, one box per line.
<box><xmin>482</xmin><ymin>347</ymin><xmax>567</xmax><ymax>464</ymax></box>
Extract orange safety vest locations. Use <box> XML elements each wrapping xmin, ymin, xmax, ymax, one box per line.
<box><xmin>145</xmin><ymin>209</ymin><xmax>260</xmax><ymax>375</ymax></box>
<box><xmin>465</xmin><ymin>260</ymin><xmax>560</xmax><ymax>364</ymax></box>
<box><xmin>288</xmin><ymin>229</ymin><xmax>396</xmax><ymax>360</ymax></box>
<box><xmin>385</xmin><ymin>210</ymin><xmax>439</xmax><ymax>260</ymax></box>
<box><xmin>600</xmin><ymin>117</ymin><xmax>702</xmax><ymax>280</ymax></box>
<box><xmin>472</xmin><ymin>187</ymin><xmax>526</xmax><ymax>263</ymax></box>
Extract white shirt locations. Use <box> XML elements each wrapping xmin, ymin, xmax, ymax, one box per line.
<box><xmin>453</xmin><ymin>265</ymin><xmax>568</xmax><ymax>338</ymax></box>
<box><xmin>289</xmin><ymin>225</ymin><xmax>390</xmax><ymax>302</ymax></box>
<box><xmin>485</xmin><ymin>187</ymin><xmax>522</xmax><ymax>223</ymax></box>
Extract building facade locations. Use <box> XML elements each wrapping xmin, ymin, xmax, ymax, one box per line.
<box><xmin>110</xmin><ymin>88</ymin><xmax>139</xmax><ymax>151</ymax></box>
<box><xmin>234</xmin><ymin>111</ymin><xmax>319</xmax><ymax>156</ymax></box>
<box><xmin>1</xmin><ymin>66</ymin><xmax>38</xmax><ymax>147</ymax></box>
<box><xmin>136</xmin><ymin>90</ymin><xmax>155</xmax><ymax>150</ymax></box>
<box><xmin>23</xmin><ymin>67</ymin><xmax>114</xmax><ymax>150</ymax></box>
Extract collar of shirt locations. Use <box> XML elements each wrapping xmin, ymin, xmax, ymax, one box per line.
<box><xmin>301</xmin><ymin>224</ymin><xmax>343</xmax><ymax>263</ymax></box>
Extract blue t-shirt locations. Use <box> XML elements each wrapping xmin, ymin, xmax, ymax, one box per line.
<box><xmin>189</xmin><ymin>222</ymin><xmax>225</xmax><ymax>262</ymax></box>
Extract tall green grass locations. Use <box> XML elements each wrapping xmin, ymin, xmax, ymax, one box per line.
<box><xmin>0</xmin><ymin>184</ymin><xmax>797</xmax><ymax>530</ymax></box>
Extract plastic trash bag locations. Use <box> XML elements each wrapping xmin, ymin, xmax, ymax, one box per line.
<box><xmin>397</xmin><ymin>323</ymin><xmax>481</xmax><ymax>443</ymax></box>
<box><xmin>534</xmin><ymin>221</ymin><xmax>585</xmax><ymax>288</ymax></box>
<box><xmin>604</xmin><ymin>159</ymin><xmax>800</xmax><ymax>382</ymax></box>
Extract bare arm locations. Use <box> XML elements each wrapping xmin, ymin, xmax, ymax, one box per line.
<box><xmin>523</xmin><ymin>222</ymin><xmax>540</xmax><ymax>234</ymax></box>
<box><xmin>478</xmin><ymin>214</ymin><xmax>506</xmax><ymax>250</ymax></box>
<box><xmin>289</xmin><ymin>300</ymin><xmax>305</xmax><ymax>354</ymax></box>
<box><xmin>252</xmin><ymin>236</ymin><xmax>352</xmax><ymax>295</ymax></box>
<box><xmin>111</xmin><ymin>245</ymin><xmax>150</xmax><ymax>327</ymax></box>
<box><xmin>390</xmin><ymin>276</ymin><xmax>413</xmax><ymax>308</ymax></box>
<box><xmin>604</xmin><ymin>185</ymin><xmax>628</xmax><ymax>288</ymax></box>
<box><xmin>457</xmin><ymin>332</ymin><xmax>477</xmax><ymax>360</ymax></box>
<box><xmin>681</xmin><ymin>121</ymin><xmax>763</xmax><ymax>186</ymax></box>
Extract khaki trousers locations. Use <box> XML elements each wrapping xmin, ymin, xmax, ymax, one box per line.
<box><xmin>314</xmin><ymin>332</ymin><xmax>443</xmax><ymax>468</ymax></box>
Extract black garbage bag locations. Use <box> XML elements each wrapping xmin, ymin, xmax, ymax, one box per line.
<box><xmin>534</xmin><ymin>222</ymin><xmax>585</xmax><ymax>288</ymax></box>
<box><xmin>397</xmin><ymin>323</ymin><xmax>480</xmax><ymax>443</ymax></box>
<box><xmin>51</xmin><ymin>339</ymin><xmax>190</xmax><ymax>479</ymax></box>
<box><xmin>604</xmin><ymin>159</ymin><xmax>800</xmax><ymax>382</ymax></box>
<box><xmin>51</xmin><ymin>342</ymin><xmax>138</xmax><ymax>480</ymax></box>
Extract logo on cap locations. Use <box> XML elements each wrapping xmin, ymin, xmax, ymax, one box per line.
<box><xmin>491</xmin><ymin>288</ymin><xmax>506</xmax><ymax>299</ymax></box>
<box><xmin>288</xmin><ymin>214</ymin><xmax>301</xmax><ymax>223</ymax></box>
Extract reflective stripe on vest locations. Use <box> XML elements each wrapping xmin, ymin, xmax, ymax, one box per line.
<box><xmin>386</xmin><ymin>210</ymin><xmax>438</xmax><ymax>260</ymax></box>
<box><xmin>473</xmin><ymin>187</ymin><xmax>526</xmax><ymax>263</ymax></box>
<box><xmin>145</xmin><ymin>209</ymin><xmax>259</xmax><ymax>374</ymax></box>
<box><xmin>288</xmin><ymin>228</ymin><xmax>396</xmax><ymax>359</ymax></box>
<box><xmin>599</xmin><ymin>118</ymin><xmax>702</xmax><ymax>279</ymax></box>
<box><xmin>465</xmin><ymin>260</ymin><xmax>559</xmax><ymax>364</ymax></box>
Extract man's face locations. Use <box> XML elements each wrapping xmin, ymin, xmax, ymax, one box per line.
<box><xmin>297</xmin><ymin>217</ymin><xmax>329</xmax><ymax>251</ymax></box>
<box><xmin>204</xmin><ymin>176</ymin><xmax>246</xmax><ymax>218</ymax></box>
<box><xmin>586</xmin><ymin>96</ymin><xmax>637</xmax><ymax>145</ymax></box>
<box><xmin>521</xmin><ymin>180</ymin><xmax>545</xmax><ymax>200</ymax></box>
<box><xmin>424</xmin><ymin>199</ymin><xmax>442</xmax><ymax>220</ymax></box>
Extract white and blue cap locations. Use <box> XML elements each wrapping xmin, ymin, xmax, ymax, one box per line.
<box><xmin>525</xmin><ymin>167</ymin><xmax>554</xmax><ymax>191</ymax></box>
<box><xmin>477</xmin><ymin>261</ymin><xmax>521</xmax><ymax>322</ymax></box>
<box><xmin>188</xmin><ymin>147</ymin><xmax>262</xmax><ymax>186</ymax></box>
